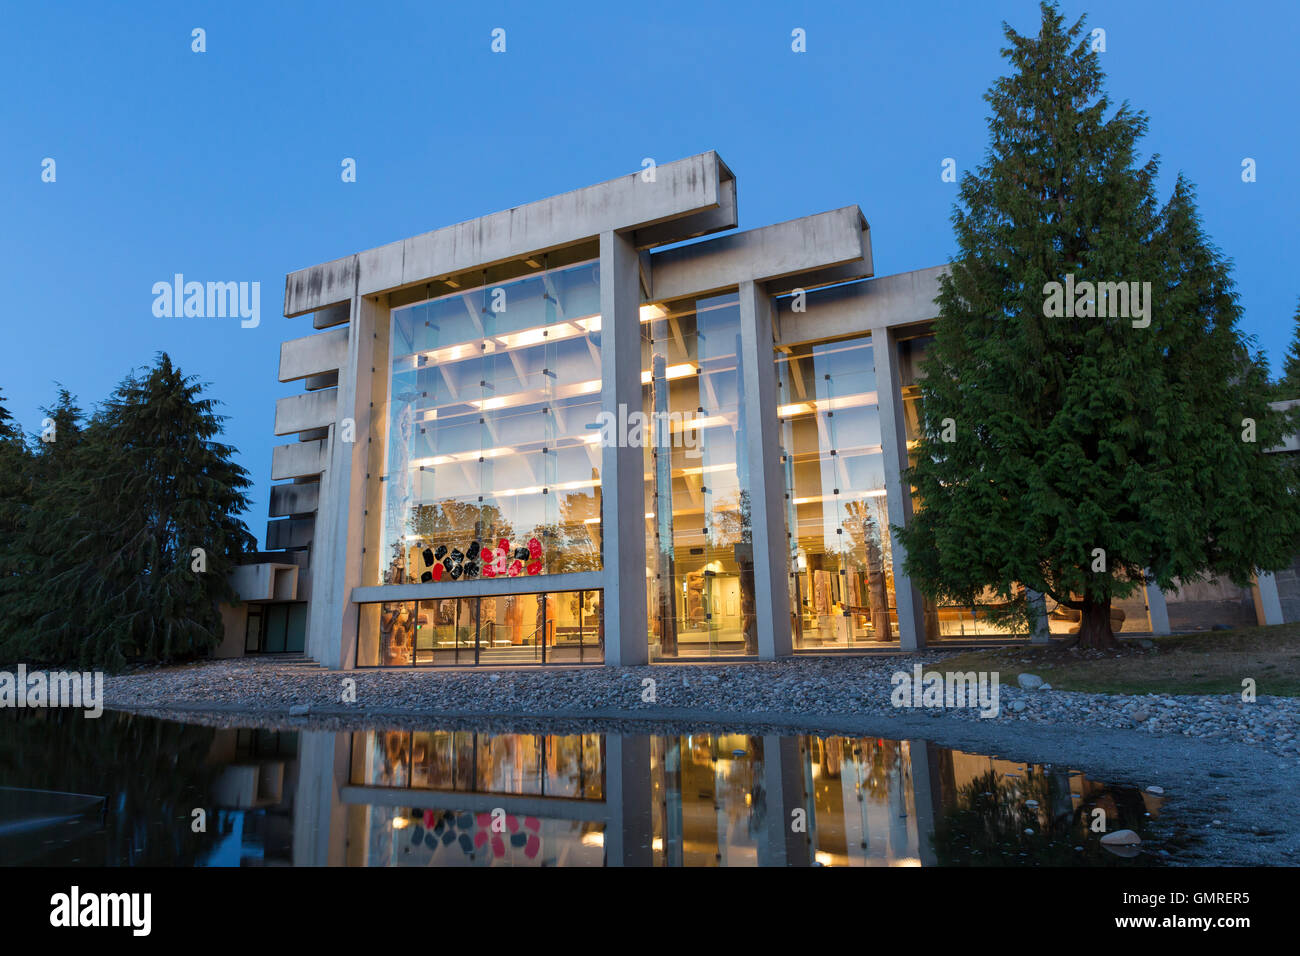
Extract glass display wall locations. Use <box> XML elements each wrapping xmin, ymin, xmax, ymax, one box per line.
<box><xmin>776</xmin><ymin>335</ymin><xmax>897</xmax><ymax>647</ymax></box>
<box><xmin>364</xmin><ymin>258</ymin><xmax>604</xmax><ymax>591</ymax></box>
<box><xmin>356</xmin><ymin>589</ymin><xmax>602</xmax><ymax>667</ymax></box>
<box><xmin>641</xmin><ymin>291</ymin><xmax>755</xmax><ymax>660</ymax></box>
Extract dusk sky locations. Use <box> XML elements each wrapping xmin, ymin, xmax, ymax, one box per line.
<box><xmin>3</xmin><ymin>0</ymin><xmax>1296</xmax><ymax>541</ymax></box>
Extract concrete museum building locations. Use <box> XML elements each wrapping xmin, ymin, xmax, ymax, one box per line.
<box><xmin>222</xmin><ymin>152</ymin><xmax>1297</xmax><ymax>668</ymax></box>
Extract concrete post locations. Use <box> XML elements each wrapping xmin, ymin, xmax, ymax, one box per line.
<box><xmin>1145</xmin><ymin>577</ymin><xmax>1171</xmax><ymax>635</ymax></box>
<box><xmin>308</xmin><ymin>294</ymin><xmax>380</xmax><ymax>669</ymax></box>
<box><xmin>1026</xmin><ymin>589</ymin><xmax>1051</xmax><ymax>644</ymax></box>
<box><xmin>738</xmin><ymin>281</ymin><xmax>793</xmax><ymax>660</ymax></box>
<box><xmin>872</xmin><ymin>326</ymin><xmax>926</xmax><ymax>650</ymax></box>
<box><xmin>1253</xmin><ymin>571</ymin><xmax>1284</xmax><ymax>626</ymax></box>
<box><xmin>599</xmin><ymin>230</ymin><xmax>649</xmax><ymax>666</ymax></box>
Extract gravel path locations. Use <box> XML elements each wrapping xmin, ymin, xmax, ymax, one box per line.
<box><xmin>105</xmin><ymin>652</ymin><xmax>1300</xmax><ymax>762</ymax></box>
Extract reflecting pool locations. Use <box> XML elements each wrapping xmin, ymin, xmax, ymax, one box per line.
<box><xmin>0</xmin><ymin>712</ymin><xmax>1171</xmax><ymax>866</ymax></box>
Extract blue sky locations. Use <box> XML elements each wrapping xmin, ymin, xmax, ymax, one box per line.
<box><xmin>2</xmin><ymin>0</ymin><xmax>1296</xmax><ymax>542</ymax></box>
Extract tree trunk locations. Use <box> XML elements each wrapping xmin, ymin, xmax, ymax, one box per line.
<box><xmin>1075</xmin><ymin>598</ymin><xmax>1117</xmax><ymax>649</ymax></box>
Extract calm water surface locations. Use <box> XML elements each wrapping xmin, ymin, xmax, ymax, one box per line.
<box><xmin>0</xmin><ymin>712</ymin><xmax>1170</xmax><ymax>866</ymax></box>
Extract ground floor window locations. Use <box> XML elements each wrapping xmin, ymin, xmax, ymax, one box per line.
<box><xmin>244</xmin><ymin>603</ymin><xmax>307</xmax><ymax>653</ymax></box>
<box><xmin>356</xmin><ymin>589</ymin><xmax>603</xmax><ymax>667</ymax></box>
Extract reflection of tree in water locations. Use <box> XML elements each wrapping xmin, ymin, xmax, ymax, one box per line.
<box><xmin>0</xmin><ymin>711</ymin><xmax>222</xmax><ymax>866</ymax></box>
<box><xmin>931</xmin><ymin>767</ymin><xmax>1159</xmax><ymax>866</ymax></box>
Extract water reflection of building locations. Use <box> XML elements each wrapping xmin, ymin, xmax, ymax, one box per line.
<box><xmin>286</xmin><ymin>727</ymin><xmax>1158</xmax><ymax>866</ymax></box>
<box><xmin>202</xmin><ymin>729</ymin><xmax>299</xmax><ymax>866</ymax></box>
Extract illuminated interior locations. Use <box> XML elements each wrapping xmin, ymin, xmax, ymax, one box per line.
<box><xmin>776</xmin><ymin>335</ymin><xmax>898</xmax><ymax>647</ymax></box>
<box><xmin>641</xmin><ymin>291</ymin><xmax>756</xmax><ymax>659</ymax></box>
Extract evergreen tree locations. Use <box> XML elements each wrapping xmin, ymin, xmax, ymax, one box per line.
<box><xmin>899</xmin><ymin>2</ymin><xmax>1300</xmax><ymax>648</ymax></box>
<box><xmin>37</xmin><ymin>355</ymin><xmax>256</xmax><ymax>669</ymax></box>
<box><xmin>0</xmin><ymin>389</ymin><xmax>33</xmax><ymax>662</ymax></box>
<box><xmin>0</xmin><ymin>388</ymin><xmax>85</xmax><ymax>661</ymax></box>
<box><xmin>1279</xmin><ymin>299</ymin><xmax>1300</xmax><ymax>398</ymax></box>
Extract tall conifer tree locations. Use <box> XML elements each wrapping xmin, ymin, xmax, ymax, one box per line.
<box><xmin>899</xmin><ymin>2</ymin><xmax>1299</xmax><ymax>647</ymax></box>
<box><xmin>38</xmin><ymin>355</ymin><xmax>256</xmax><ymax>668</ymax></box>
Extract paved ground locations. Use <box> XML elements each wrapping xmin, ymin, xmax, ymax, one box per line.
<box><xmin>106</xmin><ymin>654</ymin><xmax>1300</xmax><ymax>865</ymax></box>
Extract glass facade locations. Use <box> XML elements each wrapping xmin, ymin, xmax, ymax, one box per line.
<box><xmin>641</xmin><ymin>291</ymin><xmax>756</xmax><ymax>660</ymax></box>
<box><xmin>363</xmin><ymin>259</ymin><xmax>604</xmax><ymax>591</ymax></box>
<box><xmin>356</xmin><ymin>589</ymin><xmax>602</xmax><ymax>666</ymax></box>
<box><xmin>776</xmin><ymin>335</ymin><xmax>897</xmax><ymax>647</ymax></box>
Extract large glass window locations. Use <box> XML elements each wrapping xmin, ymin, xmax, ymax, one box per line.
<box><xmin>356</xmin><ymin>589</ymin><xmax>602</xmax><ymax>666</ymax></box>
<box><xmin>642</xmin><ymin>291</ymin><xmax>755</xmax><ymax>660</ymax></box>
<box><xmin>777</xmin><ymin>335</ymin><xmax>897</xmax><ymax>647</ymax></box>
<box><xmin>365</xmin><ymin>259</ymin><xmax>603</xmax><ymax>589</ymax></box>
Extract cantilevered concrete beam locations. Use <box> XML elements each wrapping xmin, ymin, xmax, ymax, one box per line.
<box><xmin>649</xmin><ymin>206</ymin><xmax>869</xmax><ymax>302</ymax></box>
<box><xmin>775</xmin><ymin>265</ymin><xmax>946</xmax><ymax>345</ymax></box>
<box><xmin>271</xmin><ymin>439</ymin><xmax>326</xmax><ymax>480</ymax></box>
<box><xmin>279</xmin><ymin>326</ymin><xmax>349</xmax><ymax>383</ymax></box>
<box><xmin>284</xmin><ymin>152</ymin><xmax>737</xmax><ymax>316</ymax></box>
<box><xmin>274</xmin><ymin>389</ymin><xmax>338</xmax><ymax>436</ymax></box>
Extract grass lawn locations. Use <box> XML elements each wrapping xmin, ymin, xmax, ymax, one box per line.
<box><xmin>935</xmin><ymin>622</ymin><xmax>1300</xmax><ymax>697</ymax></box>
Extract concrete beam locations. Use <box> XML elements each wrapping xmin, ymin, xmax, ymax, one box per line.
<box><xmin>271</xmin><ymin>439</ymin><xmax>326</xmax><ymax>480</ymax></box>
<box><xmin>273</xmin><ymin>388</ymin><xmax>338</xmax><ymax>436</ymax></box>
<box><xmin>631</xmin><ymin>175</ymin><xmax>738</xmax><ymax>248</ymax></box>
<box><xmin>269</xmin><ymin>482</ymin><xmax>320</xmax><ymax>517</ymax></box>
<box><xmin>266</xmin><ymin>516</ymin><xmax>314</xmax><ymax>550</ymax></box>
<box><xmin>279</xmin><ymin>326</ymin><xmax>349</xmax><ymax>383</ymax></box>
<box><xmin>285</xmin><ymin>152</ymin><xmax>736</xmax><ymax>316</ymax></box>
<box><xmin>229</xmin><ymin>562</ymin><xmax>299</xmax><ymax>603</ymax></box>
<box><xmin>650</xmin><ymin>206</ymin><xmax>869</xmax><ymax>302</ymax></box>
<box><xmin>313</xmin><ymin>302</ymin><xmax>350</xmax><ymax>330</ymax></box>
<box><xmin>351</xmin><ymin>571</ymin><xmax>603</xmax><ymax>606</ymax></box>
<box><xmin>776</xmin><ymin>265</ymin><xmax>946</xmax><ymax>345</ymax></box>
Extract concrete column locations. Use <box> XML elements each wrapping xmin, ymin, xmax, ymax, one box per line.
<box><xmin>1253</xmin><ymin>571</ymin><xmax>1284</xmax><ymax>626</ymax></box>
<box><xmin>1026</xmin><ymin>589</ymin><xmax>1051</xmax><ymax>643</ymax></box>
<box><xmin>1145</xmin><ymin>577</ymin><xmax>1171</xmax><ymax>635</ymax></box>
<box><xmin>603</xmin><ymin>734</ymin><xmax>652</xmax><ymax>866</ymax></box>
<box><xmin>872</xmin><ymin>326</ymin><xmax>926</xmax><ymax>650</ymax></box>
<box><xmin>738</xmin><ymin>281</ymin><xmax>793</xmax><ymax>660</ymax></box>
<box><xmin>307</xmin><ymin>294</ymin><xmax>380</xmax><ymax>669</ymax></box>
<box><xmin>599</xmin><ymin>230</ymin><xmax>649</xmax><ymax>666</ymax></box>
